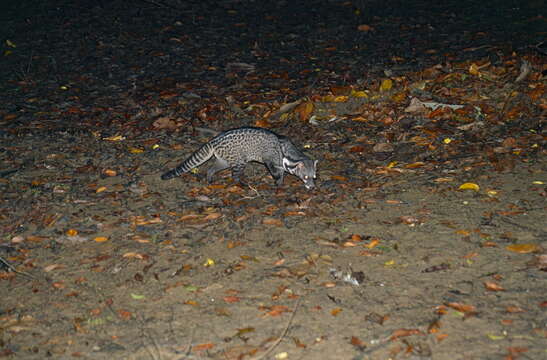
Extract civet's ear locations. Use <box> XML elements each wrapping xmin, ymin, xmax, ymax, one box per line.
<box><xmin>314</xmin><ymin>160</ymin><xmax>318</xmax><ymax>169</ymax></box>
<box><xmin>283</xmin><ymin>157</ymin><xmax>299</xmax><ymax>169</ymax></box>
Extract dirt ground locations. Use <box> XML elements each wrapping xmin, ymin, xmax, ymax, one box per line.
<box><xmin>1</xmin><ymin>1</ymin><xmax>546</xmax><ymax>359</ymax></box>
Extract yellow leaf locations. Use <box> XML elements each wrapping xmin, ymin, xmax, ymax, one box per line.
<box><xmin>469</xmin><ymin>63</ymin><xmax>480</xmax><ymax>76</ymax></box>
<box><xmin>443</xmin><ymin>138</ymin><xmax>452</xmax><ymax>144</ymax></box>
<box><xmin>204</xmin><ymin>258</ymin><xmax>215</xmax><ymax>267</ymax></box>
<box><xmin>96</xmin><ymin>186</ymin><xmax>107</xmax><ymax>193</ymax></box>
<box><xmin>387</xmin><ymin>161</ymin><xmax>398</xmax><ymax>168</ymax></box>
<box><xmin>296</xmin><ymin>101</ymin><xmax>314</xmax><ymax>122</ymax></box>
<box><xmin>66</xmin><ymin>229</ymin><xmax>78</xmax><ymax>236</ymax></box>
<box><xmin>380</xmin><ymin>79</ymin><xmax>393</xmax><ymax>92</ymax></box>
<box><xmin>128</xmin><ymin>147</ymin><xmax>144</xmax><ymax>154</ymax></box>
<box><xmin>505</xmin><ymin>244</ymin><xmax>540</xmax><ymax>254</ymax></box>
<box><xmin>333</xmin><ymin>96</ymin><xmax>348</xmax><ymax>102</ymax></box>
<box><xmin>351</xmin><ymin>90</ymin><xmax>368</xmax><ymax>98</ymax></box>
<box><xmin>487</xmin><ymin>334</ymin><xmax>505</xmax><ymax>340</ymax></box>
<box><xmin>458</xmin><ymin>182</ymin><xmax>480</xmax><ymax>191</ymax></box>
<box><xmin>331</xmin><ymin>308</ymin><xmax>343</xmax><ymax>316</ymax></box>
<box><xmin>6</xmin><ymin>39</ymin><xmax>16</xmax><ymax>48</ymax></box>
<box><xmin>103</xmin><ymin>135</ymin><xmax>125</xmax><ymax>141</ymax></box>
<box><xmin>364</xmin><ymin>238</ymin><xmax>380</xmax><ymax>249</ymax></box>
<box><xmin>405</xmin><ymin>162</ymin><xmax>425</xmax><ymax>169</ymax></box>
<box><xmin>391</xmin><ymin>91</ymin><xmax>406</xmax><ymax>103</ymax></box>
<box><xmin>4</xmin><ymin>50</ymin><xmax>12</xmax><ymax>56</ymax></box>
<box><xmin>384</xmin><ymin>260</ymin><xmax>395</xmax><ymax>266</ymax></box>
<box><xmin>94</xmin><ymin>236</ymin><xmax>109</xmax><ymax>243</ymax></box>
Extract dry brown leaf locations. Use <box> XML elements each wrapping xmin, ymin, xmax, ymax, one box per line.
<box><xmin>44</xmin><ymin>264</ymin><xmax>65</xmax><ymax>272</ymax></box>
<box><xmin>193</xmin><ymin>343</ymin><xmax>214</xmax><ymax>351</ymax></box>
<box><xmin>350</xmin><ymin>336</ymin><xmax>366</xmax><ymax>348</ymax></box>
<box><xmin>203</xmin><ymin>212</ymin><xmax>222</xmax><ymax>220</ymax></box>
<box><xmin>357</xmin><ymin>24</ymin><xmax>373</xmax><ymax>32</ymax></box>
<box><xmin>484</xmin><ymin>281</ymin><xmax>505</xmax><ymax>291</ymax></box>
<box><xmin>264</xmin><ymin>305</ymin><xmax>290</xmax><ymax>317</ymax></box>
<box><xmin>295</xmin><ymin>101</ymin><xmax>314</xmax><ymax>122</ymax></box>
<box><xmin>262</xmin><ymin>217</ymin><xmax>283</xmax><ymax>226</ymax></box>
<box><xmin>446</xmin><ymin>302</ymin><xmax>476</xmax><ymax>314</ymax></box>
<box><xmin>390</xmin><ymin>328</ymin><xmax>423</xmax><ymax>341</ymax></box>
<box><xmin>122</xmin><ymin>252</ymin><xmax>148</xmax><ymax>260</ymax></box>
<box><xmin>117</xmin><ymin>309</ymin><xmax>132</xmax><ymax>320</ymax></box>
<box><xmin>506</xmin><ymin>244</ymin><xmax>541</xmax><ymax>253</ymax></box>
<box><xmin>223</xmin><ymin>296</ymin><xmax>240</xmax><ymax>303</ymax></box>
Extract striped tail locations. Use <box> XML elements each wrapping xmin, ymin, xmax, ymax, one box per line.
<box><xmin>161</xmin><ymin>143</ymin><xmax>215</xmax><ymax>180</ymax></box>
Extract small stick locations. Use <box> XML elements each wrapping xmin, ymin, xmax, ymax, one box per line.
<box><xmin>249</xmin><ymin>297</ymin><xmax>301</xmax><ymax>360</ymax></box>
<box><xmin>0</xmin><ymin>255</ymin><xmax>37</xmax><ymax>280</ymax></box>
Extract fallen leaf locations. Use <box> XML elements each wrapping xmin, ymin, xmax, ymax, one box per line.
<box><xmin>505</xmin><ymin>305</ymin><xmax>526</xmax><ymax>314</ymax></box>
<box><xmin>103</xmin><ymin>135</ymin><xmax>125</xmax><ymax>141</ymax></box>
<box><xmin>66</xmin><ymin>229</ymin><xmax>78</xmax><ymax>236</ymax></box>
<box><xmin>262</xmin><ymin>217</ymin><xmax>283</xmax><ymax>226</ymax></box>
<box><xmin>427</xmin><ymin>319</ymin><xmax>441</xmax><ymax>333</ymax></box>
<box><xmin>484</xmin><ymin>281</ymin><xmax>505</xmax><ymax>291</ymax></box>
<box><xmin>223</xmin><ymin>296</ymin><xmax>240</xmax><ymax>303</ymax></box>
<box><xmin>380</xmin><ymin>79</ymin><xmax>393</xmax><ymax>92</ymax></box>
<box><xmin>436</xmin><ymin>334</ymin><xmax>449</xmax><ymax>342</ymax></box>
<box><xmin>506</xmin><ymin>244</ymin><xmax>540</xmax><ymax>253</ymax></box>
<box><xmin>364</xmin><ymin>238</ymin><xmax>380</xmax><ymax>249</ymax></box>
<box><xmin>193</xmin><ymin>343</ymin><xmax>214</xmax><ymax>351</ymax></box>
<box><xmin>296</xmin><ymin>101</ymin><xmax>314</xmax><ymax>122</ymax></box>
<box><xmin>203</xmin><ymin>258</ymin><xmax>215</xmax><ymax>267</ymax></box>
<box><xmin>350</xmin><ymin>336</ymin><xmax>366</xmax><ymax>348</ymax></box>
<box><xmin>128</xmin><ymin>147</ymin><xmax>144</xmax><ymax>154</ymax></box>
<box><xmin>52</xmin><ymin>282</ymin><xmax>65</xmax><ymax>289</ymax></box>
<box><xmin>446</xmin><ymin>302</ymin><xmax>477</xmax><ymax>314</ymax></box>
<box><xmin>390</xmin><ymin>328</ymin><xmax>423</xmax><ymax>340</ymax></box>
<box><xmin>122</xmin><ymin>252</ymin><xmax>148</xmax><ymax>260</ymax></box>
<box><xmin>459</xmin><ymin>182</ymin><xmax>480</xmax><ymax>191</ymax></box>
<box><xmin>264</xmin><ymin>305</ymin><xmax>290</xmax><ymax>317</ymax></box>
<box><xmin>357</xmin><ymin>24</ymin><xmax>373</xmax><ymax>32</ymax></box>
<box><xmin>44</xmin><ymin>264</ymin><xmax>65</xmax><ymax>272</ymax></box>
<box><xmin>152</xmin><ymin>117</ymin><xmax>179</xmax><ymax>130</ymax></box>
<box><xmin>203</xmin><ymin>212</ymin><xmax>222</xmax><ymax>220</ymax></box>
<box><xmin>236</xmin><ymin>327</ymin><xmax>255</xmax><ymax>336</ymax></box>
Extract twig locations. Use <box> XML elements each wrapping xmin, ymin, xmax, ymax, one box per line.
<box><xmin>138</xmin><ymin>0</ymin><xmax>181</xmax><ymax>11</ymax></box>
<box><xmin>0</xmin><ymin>255</ymin><xmax>37</xmax><ymax>280</ymax></box>
<box><xmin>248</xmin><ymin>297</ymin><xmax>301</xmax><ymax>360</ymax></box>
<box><xmin>138</xmin><ymin>315</ymin><xmax>162</xmax><ymax>360</ymax></box>
<box><xmin>242</xmin><ymin>184</ymin><xmax>261</xmax><ymax>199</ymax></box>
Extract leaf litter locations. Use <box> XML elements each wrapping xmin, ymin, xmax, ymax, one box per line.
<box><xmin>0</xmin><ymin>0</ymin><xmax>546</xmax><ymax>359</ymax></box>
